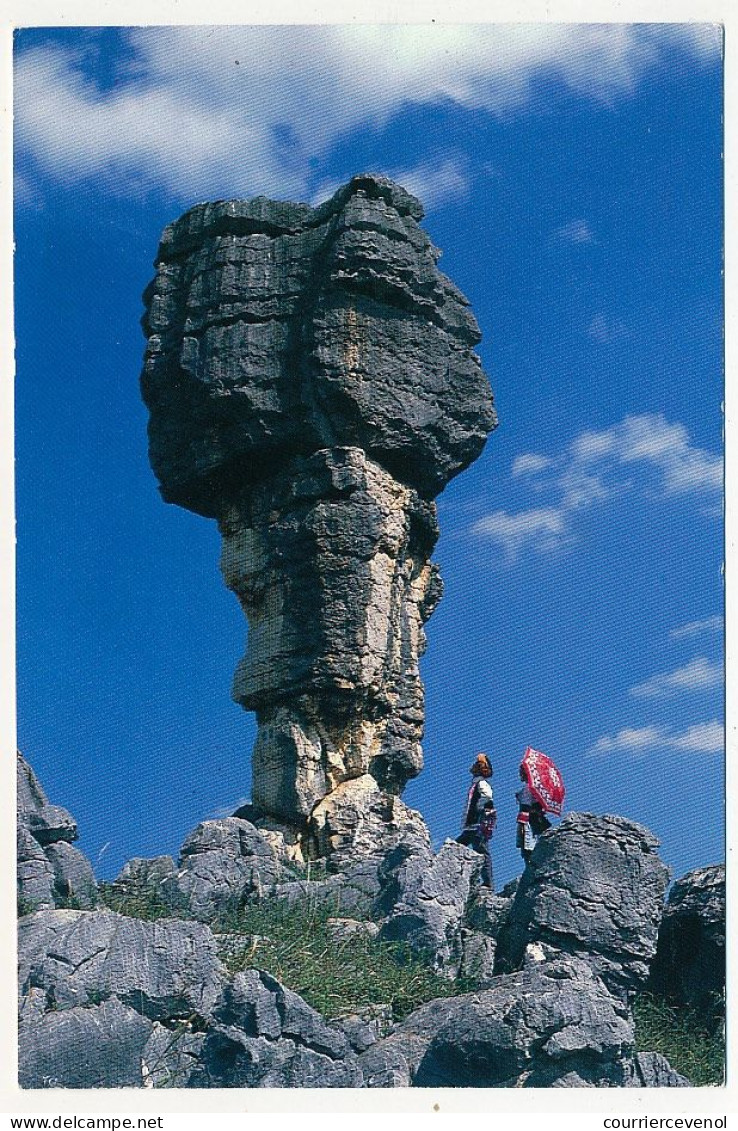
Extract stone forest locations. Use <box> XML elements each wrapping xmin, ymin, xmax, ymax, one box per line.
<box><xmin>17</xmin><ymin>176</ymin><xmax>725</xmax><ymax>1089</ymax></box>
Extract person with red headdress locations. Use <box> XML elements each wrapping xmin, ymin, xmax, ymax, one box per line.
<box><xmin>457</xmin><ymin>752</ymin><xmax>496</xmax><ymax>889</ymax></box>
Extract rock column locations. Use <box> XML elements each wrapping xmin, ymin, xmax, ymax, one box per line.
<box><xmin>140</xmin><ymin>174</ymin><xmax>496</xmax><ymax>849</ymax></box>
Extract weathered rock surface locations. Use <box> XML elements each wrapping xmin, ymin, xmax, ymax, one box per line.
<box><xmin>648</xmin><ymin>864</ymin><xmax>725</xmax><ymax>1026</ymax></box>
<box><xmin>308</xmin><ymin>774</ymin><xmax>431</xmax><ymax>868</ymax></box>
<box><xmin>17</xmin><ymin>752</ymin><xmax>78</xmax><ymax>845</ymax></box>
<box><xmin>375</xmin><ymin>839</ymin><xmax>481</xmax><ymax>974</ymax></box>
<box><xmin>17</xmin><ymin>752</ymin><xmax>97</xmax><ymax>913</ymax></box>
<box><xmin>115</xmin><ymin>855</ymin><xmax>177</xmax><ymax>889</ymax></box>
<box><xmin>494</xmin><ymin>813</ymin><xmax>669</xmax><ymax>1000</ymax></box>
<box><xmin>161</xmin><ymin>818</ymin><xmax>280</xmax><ymax>920</ymax></box>
<box><xmin>142</xmin><ymin>1024</ymin><xmax>206</xmax><ymax>1089</ymax></box>
<box><xmin>189</xmin><ymin>969</ymin><xmax>361</xmax><ymax>1088</ymax></box>
<box><xmin>140</xmin><ymin>174</ymin><xmax>496</xmax><ymax>844</ymax></box>
<box><xmin>360</xmin><ymin>956</ymin><xmax>659</xmax><ymax>1088</ymax></box>
<box><xmin>19</xmin><ymin>997</ymin><xmax>154</xmax><ymax>1089</ymax></box>
<box><xmin>45</xmin><ymin>842</ymin><xmax>97</xmax><ymax>909</ymax></box>
<box><xmin>17</xmin><ymin>826</ymin><xmax>55</xmax><ymax>912</ymax></box>
<box><xmin>18</xmin><ymin>909</ymin><xmax>224</xmax><ymax>1022</ymax></box>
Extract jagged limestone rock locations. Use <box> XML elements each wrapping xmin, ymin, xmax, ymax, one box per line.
<box><xmin>140</xmin><ymin>174</ymin><xmax>496</xmax><ymax>844</ymax></box>
<box><xmin>19</xmin><ymin>997</ymin><xmax>153</xmax><ymax>1090</ymax></box>
<box><xmin>189</xmin><ymin>969</ymin><xmax>361</xmax><ymax>1088</ymax></box>
<box><xmin>141</xmin><ymin>1024</ymin><xmax>206</xmax><ymax>1089</ymax></box>
<box><xmin>375</xmin><ymin>839</ymin><xmax>482</xmax><ymax>975</ymax></box>
<box><xmin>494</xmin><ymin>813</ymin><xmax>670</xmax><ymax>1000</ymax></box>
<box><xmin>308</xmin><ymin>773</ymin><xmax>431</xmax><ymax>866</ymax></box>
<box><xmin>17</xmin><ymin>826</ymin><xmax>55</xmax><ymax>913</ymax></box>
<box><xmin>17</xmin><ymin>752</ymin><xmax>97</xmax><ymax>912</ymax></box>
<box><xmin>17</xmin><ymin>752</ymin><xmax>78</xmax><ymax>846</ymax></box>
<box><xmin>44</xmin><ymin>842</ymin><xmax>97</xmax><ymax>909</ymax></box>
<box><xmin>648</xmin><ymin>863</ymin><xmax>725</xmax><ymax>1026</ymax></box>
<box><xmin>18</xmin><ymin>909</ymin><xmax>225</xmax><ymax>1022</ymax></box>
<box><xmin>359</xmin><ymin>954</ymin><xmax>685</xmax><ymax>1088</ymax></box>
<box><xmin>162</xmin><ymin>818</ymin><xmax>280</xmax><ymax>920</ymax></box>
<box><xmin>115</xmin><ymin>855</ymin><xmax>177</xmax><ymax>888</ymax></box>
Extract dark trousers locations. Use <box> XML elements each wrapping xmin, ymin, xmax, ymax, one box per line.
<box><xmin>456</xmin><ymin>828</ymin><xmax>494</xmax><ymax>890</ymax></box>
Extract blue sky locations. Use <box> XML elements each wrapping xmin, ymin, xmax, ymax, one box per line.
<box><xmin>12</xmin><ymin>24</ymin><xmax>724</xmax><ymax>889</ymax></box>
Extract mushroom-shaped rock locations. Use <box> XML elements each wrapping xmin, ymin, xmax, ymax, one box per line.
<box><xmin>140</xmin><ymin>175</ymin><xmax>496</xmax><ymax>845</ymax></box>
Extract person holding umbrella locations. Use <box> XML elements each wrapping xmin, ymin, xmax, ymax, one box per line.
<box><xmin>515</xmin><ymin>746</ymin><xmax>565</xmax><ymax>865</ymax></box>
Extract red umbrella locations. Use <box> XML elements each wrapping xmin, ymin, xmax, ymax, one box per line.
<box><xmin>521</xmin><ymin>746</ymin><xmax>565</xmax><ymax>816</ymax></box>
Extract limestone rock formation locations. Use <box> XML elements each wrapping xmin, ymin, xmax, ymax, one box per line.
<box><xmin>162</xmin><ymin>818</ymin><xmax>280</xmax><ymax>920</ymax></box>
<box><xmin>17</xmin><ymin>815</ymin><xmax>693</xmax><ymax>1089</ymax></box>
<box><xmin>17</xmin><ymin>752</ymin><xmax>96</xmax><ymax>912</ymax></box>
<box><xmin>189</xmin><ymin>969</ymin><xmax>361</xmax><ymax>1088</ymax></box>
<box><xmin>494</xmin><ymin>813</ymin><xmax>670</xmax><ymax>1001</ymax></box>
<box><xmin>648</xmin><ymin>864</ymin><xmax>725</xmax><ymax>1026</ymax></box>
<box><xmin>375</xmin><ymin>839</ymin><xmax>482</xmax><ymax>975</ymax></box>
<box><xmin>140</xmin><ymin>174</ymin><xmax>496</xmax><ymax>851</ymax></box>
<box><xmin>18</xmin><ymin>909</ymin><xmax>224</xmax><ymax>1021</ymax></box>
<box><xmin>359</xmin><ymin>955</ymin><xmax>687</xmax><ymax>1088</ymax></box>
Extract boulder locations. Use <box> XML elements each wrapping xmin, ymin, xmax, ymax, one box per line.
<box><xmin>360</xmin><ymin>955</ymin><xmax>679</xmax><ymax>1088</ymax></box>
<box><xmin>190</xmin><ymin>969</ymin><xmax>361</xmax><ymax>1088</ymax></box>
<box><xmin>19</xmin><ymin>997</ymin><xmax>153</xmax><ymax>1089</ymax></box>
<box><xmin>17</xmin><ymin>825</ymin><xmax>55</xmax><ymax>913</ymax></box>
<box><xmin>648</xmin><ymin>864</ymin><xmax>725</xmax><ymax>1025</ymax></box>
<box><xmin>115</xmin><ymin>855</ymin><xmax>177</xmax><ymax>888</ymax></box>
<box><xmin>466</xmin><ymin>884</ymin><xmax>517</xmax><ymax>937</ymax></box>
<box><xmin>456</xmin><ymin>928</ymin><xmax>498</xmax><ymax>986</ymax></box>
<box><xmin>376</xmin><ymin>839</ymin><xmax>481</xmax><ymax>974</ymax></box>
<box><xmin>17</xmin><ymin>753</ymin><xmax>97</xmax><ymax>912</ymax></box>
<box><xmin>45</xmin><ymin>841</ymin><xmax>97</xmax><ymax>908</ymax></box>
<box><xmin>494</xmin><ymin>813</ymin><xmax>670</xmax><ymax>1000</ymax></box>
<box><xmin>162</xmin><ymin>818</ymin><xmax>279</xmax><ymax>920</ymax></box>
<box><xmin>17</xmin><ymin>753</ymin><xmax>78</xmax><ymax>846</ymax></box>
<box><xmin>18</xmin><ymin>909</ymin><xmax>224</xmax><ymax>1022</ymax></box>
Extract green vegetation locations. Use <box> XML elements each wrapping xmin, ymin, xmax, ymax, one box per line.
<box><xmin>633</xmin><ymin>992</ymin><xmax>725</xmax><ymax>1087</ymax></box>
<box><xmin>97</xmin><ymin>881</ymin><xmax>189</xmax><ymax>921</ymax></box>
<box><xmin>17</xmin><ymin>894</ymin><xmax>40</xmax><ymax>917</ymax></box>
<box><xmin>97</xmin><ymin>880</ymin><xmax>470</xmax><ymax>1022</ymax></box>
<box><xmin>214</xmin><ymin>897</ymin><xmax>468</xmax><ymax>1023</ymax></box>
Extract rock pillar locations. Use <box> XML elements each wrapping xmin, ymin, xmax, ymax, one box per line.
<box><xmin>140</xmin><ymin>174</ymin><xmax>496</xmax><ymax>848</ymax></box>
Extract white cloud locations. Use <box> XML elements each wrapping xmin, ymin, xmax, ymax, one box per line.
<box><xmin>588</xmin><ymin>313</ymin><xmax>629</xmax><ymax>343</ymax></box>
<box><xmin>629</xmin><ymin>657</ymin><xmax>724</xmax><ymax>698</ymax></box>
<box><xmin>473</xmin><ymin>413</ymin><xmax>721</xmax><ymax>564</ymax></box>
<box><xmin>670</xmin><ymin>616</ymin><xmax>724</xmax><ymax>639</ymax></box>
<box><xmin>512</xmin><ymin>454</ymin><xmax>554</xmax><ymax>477</ymax></box>
<box><xmin>470</xmin><ymin>506</ymin><xmax>567</xmax><ymax>562</ymax></box>
<box><xmin>590</xmin><ymin>726</ymin><xmax>665</xmax><ymax>754</ymax></box>
<box><xmin>590</xmin><ymin>719</ymin><xmax>724</xmax><ymax>756</ymax></box>
<box><xmin>14</xmin><ymin>25</ymin><xmax>720</xmax><ymax>203</ymax></box>
<box><xmin>670</xmin><ymin>721</ymin><xmax>725</xmax><ymax>753</ymax></box>
<box><xmin>581</xmin><ymin>414</ymin><xmax>723</xmax><ymax>495</ymax></box>
<box><xmin>553</xmin><ymin>219</ymin><xmax>594</xmax><ymax>244</ymax></box>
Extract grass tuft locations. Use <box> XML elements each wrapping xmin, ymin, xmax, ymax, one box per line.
<box><xmin>97</xmin><ymin>881</ymin><xmax>189</xmax><ymax>921</ymax></box>
<box><xmin>633</xmin><ymin>992</ymin><xmax>725</xmax><ymax>1087</ymax></box>
<box><xmin>212</xmin><ymin>896</ymin><xmax>467</xmax><ymax>1022</ymax></box>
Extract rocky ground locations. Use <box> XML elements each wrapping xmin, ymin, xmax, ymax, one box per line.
<box><xmin>17</xmin><ymin>752</ymin><xmax>725</xmax><ymax>1090</ymax></box>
